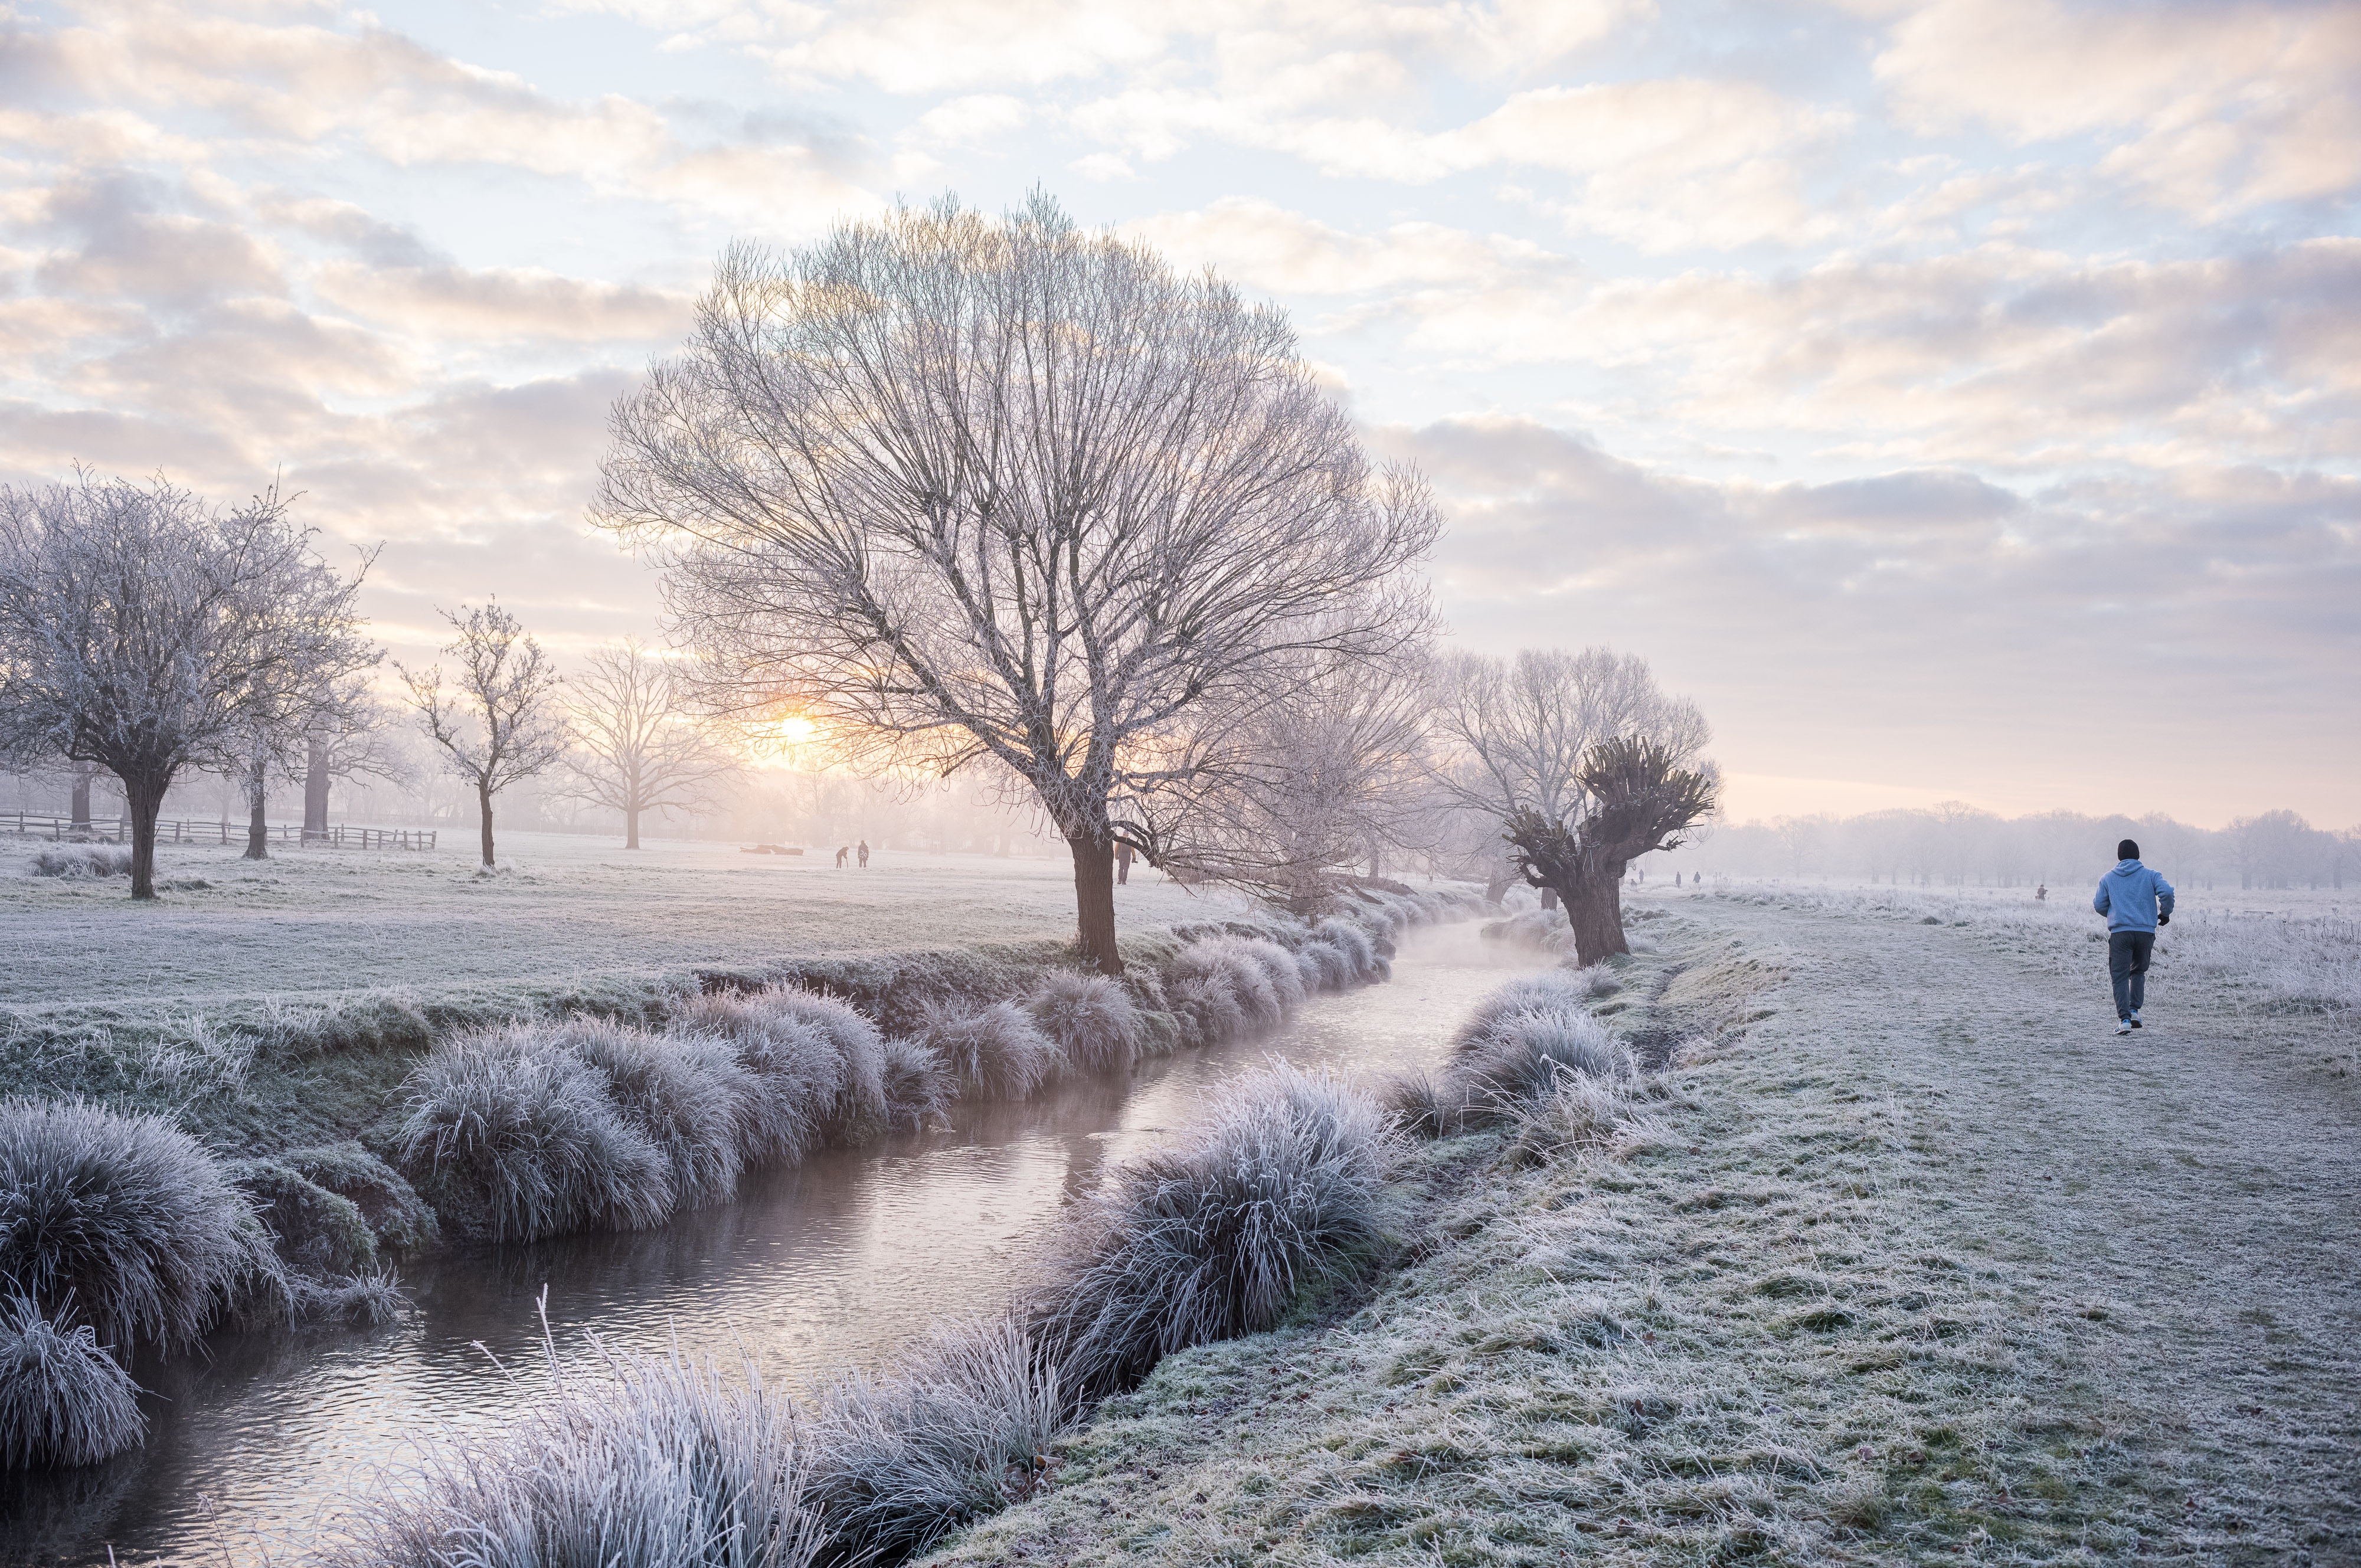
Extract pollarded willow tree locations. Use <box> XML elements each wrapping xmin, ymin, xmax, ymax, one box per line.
<box><xmin>1430</xmin><ymin>647</ymin><xmax>1718</xmax><ymax>963</ymax></box>
<box><xmin>596</xmin><ymin>195</ymin><xmax>1440</xmax><ymax>973</ymax></box>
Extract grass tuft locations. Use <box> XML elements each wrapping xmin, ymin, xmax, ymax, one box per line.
<box><xmin>393</xmin><ymin>1028</ymin><xmax>672</xmax><ymax>1243</ymax></box>
<box><xmin>0</xmin><ymin>1294</ymin><xmax>144</xmax><ymax>1469</ymax></box>
<box><xmin>0</xmin><ymin>1098</ymin><xmax>280</xmax><ymax>1353</ymax></box>
<box><xmin>28</xmin><ymin>848</ymin><xmax>133</xmax><ymax>880</ymax></box>
<box><xmin>547</xmin><ymin>1017</ymin><xmax>750</xmax><ymax>1210</ymax></box>
<box><xmin>878</xmin><ymin>1036</ymin><xmax>954</xmax><ymax>1131</ymax></box>
<box><xmin>1034</xmin><ymin>1062</ymin><xmax>1394</xmax><ymax>1402</ymax></box>
<box><xmin>1026</xmin><ymin>972</ymin><xmax>1141</xmax><ymax>1075</ymax></box>
<box><xmin>918</xmin><ymin>1001</ymin><xmax>1062</xmax><ymax>1101</ymax></box>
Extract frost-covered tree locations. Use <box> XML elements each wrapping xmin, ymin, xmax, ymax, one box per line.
<box><xmin>559</xmin><ymin>640</ymin><xmax>739</xmax><ymax>849</ymax></box>
<box><xmin>596</xmin><ymin>195</ymin><xmax>1438</xmax><ymax>972</ymax></box>
<box><xmin>0</xmin><ymin>474</ymin><xmax>365</xmax><ymax>898</ymax></box>
<box><xmin>1430</xmin><ymin>647</ymin><xmax>1715</xmax><ymax>961</ymax></box>
<box><xmin>397</xmin><ymin>600</ymin><xmax>567</xmax><ymax>868</ymax></box>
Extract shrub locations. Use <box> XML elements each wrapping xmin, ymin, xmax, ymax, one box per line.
<box><xmin>280</xmin><ymin>1143</ymin><xmax>437</xmax><ymax>1256</ymax></box>
<box><xmin>1231</xmin><ymin>937</ymin><xmax>1308</xmax><ymax>1012</ymax></box>
<box><xmin>0</xmin><ymin>1098</ymin><xmax>279</xmax><ymax>1353</ymax></box>
<box><xmin>228</xmin><ymin>1158</ymin><xmax>379</xmax><ymax>1276</ymax></box>
<box><xmin>918</xmin><ymin>1002</ymin><xmax>1061</xmax><ymax>1101</ymax></box>
<box><xmin>0</xmin><ymin>1295</ymin><xmax>144</xmax><ymax>1469</ymax></box>
<box><xmin>1035</xmin><ymin>1063</ymin><xmax>1392</xmax><ymax>1400</ymax></box>
<box><xmin>1165</xmin><ymin>940</ymin><xmax>1281</xmax><ymax>1030</ymax></box>
<box><xmin>1167</xmin><ymin>973</ymin><xmax>1246</xmax><ymax>1046</ymax></box>
<box><xmin>673</xmin><ymin>986</ymin><xmax>888</xmax><ymax>1140</ymax></box>
<box><xmin>28</xmin><ymin>847</ymin><xmax>133</xmax><ymax>879</ymax></box>
<box><xmin>1026</xmin><ymin>973</ymin><xmax>1140</xmax><ymax>1075</ymax></box>
<box><xmin>1312</xmin><ymin>918</ymin><xmax>1383</xmax><ymax>981</ymax></box>
<box><xmin>1453</xmin><ymin>1007</ymin><xmax>1633</xmax><ymax>1115</ymax></box>
<box><xmin>806</xmin><ymin>1315</ymin><xmax>1066</xmax><ymax>1563</ymax></box>
<box><xmin>1295</xmin><ymin>939</ymin><xmax>1355</xmax><ymax>993</ymax></box>
<box><xmin>1450</xmin><ymin>970</ymin><xmax>1605</xmax><ymax>1055</ymax></box>
<box><xmin>329</xmin><ymin>1338</ymin><xmax>818</xmax><ymax>1568</ymax></box>
<box><xmin>394</xmin><ymin>1029</ymin><xmax>672</xmax><ymax>1243</ymax></box>
<box><xmin>878</xmin><ymin>1037</ymin><xmax>954</xmax><ymax>1132</ymax></box>
<box><xmin>551</xmin><ymin>1018</ymin><xmax>748</xmax><ymax>1210</ymax></box>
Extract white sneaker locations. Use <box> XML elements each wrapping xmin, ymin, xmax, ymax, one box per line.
<box><xmin>2114</xmin><ymin>1018</ymin><xmax>2133</xmax><ymax>1035</ymax></box>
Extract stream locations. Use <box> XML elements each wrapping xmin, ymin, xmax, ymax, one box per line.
<box><xmin>3</xmin><ymin>921</ymin><xmax>1543</xmax><ymax>1566</ymax></box>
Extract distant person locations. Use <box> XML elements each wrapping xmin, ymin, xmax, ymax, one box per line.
<box><xmin>857</xmin><ymin>839</ymin><xmax>871</xmax><ymax>868</ymax></box>
<box><xmin>1116</xmin><ymin>842</ymin><xmax>1134</xmax><ymax>885</ymax></box>
<box><xmin>2035</xmin><ymin>882</ymin><xmax>2047</xmax><ymax>902</ymax></box>
<box><xmin>1673</xmin><ymin>871</ymin><xmax>1682</xmax><ymax>887</ymax></box>
<box><xmin>2093</xmin><ymin>838</ymin><xmax>2174</xmax><ymax>1035</ymax></box>
<box><xmin>835</xmin><ymin>845</ymin><xmax>849</xmax><ymax>868</ymax></box>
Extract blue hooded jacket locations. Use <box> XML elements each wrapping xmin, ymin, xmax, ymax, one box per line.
<box><xmin>2093</xmin><ymin>860</ymin><xmax>2174</xmax><ymax>933</ymax></box>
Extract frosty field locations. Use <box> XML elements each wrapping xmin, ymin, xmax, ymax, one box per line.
<box><xmin>0</xmin><ymin>832</ymin><xmax>1235</xmax><ymax>1023</ymax></box>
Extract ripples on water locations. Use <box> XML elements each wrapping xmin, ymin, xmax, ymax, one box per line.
<box><xmin>2</xmin><ymin>921</ymin><xmax>1545</xmax><ymax>1565</ymax></box>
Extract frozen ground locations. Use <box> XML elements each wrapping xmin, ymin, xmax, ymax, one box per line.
<box><xmin>920</xmin><ymin>883</ymin><xmax>2359</xmax><ymax>1564</ymax></box>
<box><xmin>0</xmin><ymin>831</ymin><xmax>1241</xmax><ymax>1023</ymax></box>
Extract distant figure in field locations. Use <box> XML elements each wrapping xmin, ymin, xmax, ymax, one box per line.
<box><xmin>835</xmin><ymin>846</ymin><xmax>849</xmax><ymax>868</ymax></box>
<box><xmin>1116</xmin><ymin>842</ymin><xmax>1134</xmax><ymax>885</ymax></box>
<box><xmin>2035</xmin><ymin>882</ymin><xmax>2047</xmax><ymax>902</ymax></box>
<box><xmin>857</xmin><ymin>839</ymin><xmax>870</xmax><ymax>868</ymax></box>
<box><xmin>2093</xmin><ymin>837</ymin><xmax>2174</xmax><ymax>1035</ymax></box>
<box><xmin>1673</xmin><ymin>871</ymin><xmax>1682</xmax><ymax>887</ymax></box>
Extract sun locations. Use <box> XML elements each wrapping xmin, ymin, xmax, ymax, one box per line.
<box><xmin>778</xmin><ymin>716</ymin><xmax>818</xmax><ymax>744</ymax></box>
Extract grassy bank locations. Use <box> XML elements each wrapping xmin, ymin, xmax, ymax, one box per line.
<box><xmin>913</xmin><ymin>892</ymin><xmax>2359</xmax><ymax>1566</ymax></box>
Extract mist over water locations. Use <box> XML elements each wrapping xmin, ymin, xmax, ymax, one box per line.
<box><xmin>1</xmin><ymin>921</ymin><xmax>1546</xmax><ymax>1566</ymax></box>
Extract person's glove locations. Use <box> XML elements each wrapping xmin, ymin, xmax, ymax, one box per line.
<box><xmin>2157</xmin><ymin>913</ymin><xmax>2170</xmax><ymax>926</ymax></box>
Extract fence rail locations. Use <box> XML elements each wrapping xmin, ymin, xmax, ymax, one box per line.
<box><xmin>1</xmin><ymin>813</ymin><xmax>436</xmax><ymax>850</ymax></box>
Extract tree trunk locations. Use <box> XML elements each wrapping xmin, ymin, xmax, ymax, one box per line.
<box><xmin>1538</xmin><ymin>885</ymin><xmax>1560</xmax><ymax>911</ymax></box>
<box><xmin>125</xmin><ymin>771</ymin><xmax>167</xmax><ymax>900</ymax></box>
<box><xmin>244</xmin><ymin>756</ymin><xmax>270</xmax><ymax>860</ymax></box>
<box><xmin>478</xmin><ymin>782</ymin><xmax>496</xmax><ymax>868</ymax></box>
<box><xmin>625</xmin><ymin>803</ymin><xmax>641</xmax><ymax>850</ymax></box>
<box><xmin>1068</xmin><ymin>832</ymin><xmax>1123</xmax><ymax>976</ymax></box>
<box><xmin>303</xmin><ymin>735</ymin><xmax>332</xmax><ymax>841</ymax></box>
<box><xmin>1562</xmin><ymin>870</ymin><xmax>1629</xmax><ymax>966</ymax></box>
<box><xmin>70</xmin><ymin>768</ymin><xmax>93</xmax><ymax>834</ymax></box>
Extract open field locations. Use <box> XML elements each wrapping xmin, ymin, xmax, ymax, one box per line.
<box><xmin>914</xmin><ymin>885</ymin><xmax>2360</xmax><ymax>1565</ymax></box>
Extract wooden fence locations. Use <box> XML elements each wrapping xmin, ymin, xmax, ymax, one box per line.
<box><xmin>1</xmin><ymin>813</ymin><xmax>436</xmax><ymax>850</ymax></box>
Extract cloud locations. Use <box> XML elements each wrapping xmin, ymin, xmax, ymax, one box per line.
<box><xmin>1126</xmin><ymin>198</ymin><xmax>1556</xmax><ymax>294</ymax></box>
<box><xmin>311</xmin><ymin>263</ymin><xmax>692</xmax><ymax>344</ymax></box>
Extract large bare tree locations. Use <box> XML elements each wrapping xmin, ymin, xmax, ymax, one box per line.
<box><xmin>0</xmin><ymin>474</ymin><xmax>367</xmax><ymax>898</ymax></box>
<box><xmin>560</xmin><ymin>640</ymin><xmax>740</xmax><ymax>849</ymax></box>
<box><xmin>595</xmin><ymin>195</ymin><xmax>1439</xmax><ymax>971</ymax></box>
<box><xmin>1430</xmin><ymin>647</ymin><xmax>1716</xmax><ymax>961</ymax></box>
<box><xmin>398</xmin><ymin>600</ymin><xmax>568</xmax><ymax>868</ymax></box>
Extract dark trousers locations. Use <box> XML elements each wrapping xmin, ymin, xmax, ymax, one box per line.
<box><xmin>2108</xmin><ymin>930</ymin><xmax>2155</xmax><ymax>1019</ymax></box>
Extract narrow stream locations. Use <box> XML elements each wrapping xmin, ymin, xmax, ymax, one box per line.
<box><xmin>4</xmin><ymin>922</ymin><xmax>1543</xmax><ymax>1566</ymax></box>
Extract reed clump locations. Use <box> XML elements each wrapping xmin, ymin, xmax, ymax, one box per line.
<box><xmin>0</xmin><ymin>1294</ymin><xmax>145</xmax><ymax>1469</ymax></box>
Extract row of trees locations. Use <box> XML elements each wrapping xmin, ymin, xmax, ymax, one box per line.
<box><xmin>1675</xmin><ymin>804</ymin><xmax>2358</xmax><ymax>892</ymax></box>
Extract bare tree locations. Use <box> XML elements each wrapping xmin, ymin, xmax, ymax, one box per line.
<box><xmin>302</xmin><ymin>687</ymin><xmax>412</xmax><ymax>842</ymax></box>
<box><xmin>0</xmin><ymin>474</ymin><xmax>365</xmax><ymax>898</ymax></box>
<box><xmin>560</xmin><ymin>640</ymin><xmax>740</xmax><ymax>848</ymax></box>
<box><xmin>1158</xmin><ymin>645</ymin><xmax>1432</xmax><ymax>915</ymax></box>
<box><xmin>1500</xmin><ymin>737</ymin><xmax>1720</xmax><ymax>963</ymax></box>
<box><xmin>397</xmin><ymin>600</ymin><xmax>568</xmax><ymax>868</ymax></box>
<box><xmin>1429</xmin><ymin>647</ymin><xmax>1715</xmax><ymax>961</ymax></box>
<box><xmin>596</xmin><ymin>195</ymin><xmax>1439</xmax><ymax>972</ymax></box>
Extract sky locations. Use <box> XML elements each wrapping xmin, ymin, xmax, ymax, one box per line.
<box><xmin>0</xmin><ymin>0</ymin><xmax>2354</xmax><ymax>827</ymax></box>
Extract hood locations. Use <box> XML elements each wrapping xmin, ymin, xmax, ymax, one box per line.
<box><xmin>2111</xmin><ymin>859</ymin><xmax>2144</xmax><ymax>876</ymax></box>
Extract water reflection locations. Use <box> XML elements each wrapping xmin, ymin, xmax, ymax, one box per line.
<box><xmin>1</xmin><ymin>921</ymin><xmax>1541</xmax><ymax>1565</ymax></box>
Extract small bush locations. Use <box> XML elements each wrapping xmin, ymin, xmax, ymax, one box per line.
<box><xmin>1165</xmin><ymin>940</ymin><xmax>1281</xmax><ymax>1030</ymax></box>
<box><xmin>329</xmin><ymin>1338</ymin><xmax>818</xmax><ymax>1568</ymax></box>
<box><xmin>394</xmin><ymin>1029</ymin><xmax>672</xmax><ymax>1243</ymax></box>
<box><xmin>1035</xmin><ymin>1063</ymin><xmax>1392</xmax><ymax>1400</ymax></box>
<box><xmin>1450</xmin><ymin>970</ymin><xmax>1606</xmax><ymax>1055</ymax></box>
<box><xmin>551</xmin><ymin>1017</ymin><xmax>749</xmax><ymax>1210</ymax></box>
<box><xmin>1168</xmin><ymin>973</ymin><xmax>1247</xmax><ymax>1046</ymax></box>
<box><xmin>1027</xmin><ymin>972</ymin><xmax>1141</xmax><ymax>1075</ymax></box>
<box><xmin>28</xmin><ymin>847</ymin><xmax>133</xmax><ymax>880</ymax></box>
<box><xmin>920</xmin><ymin>1002</ymin><xmax>1061</xmax><ymax>1101</ymax></box>
<box><xmin>1454</xmin><ymin>1007</ymin><xmax>1634</xmax><ymax>1115</ymax></box>
<box><xmin>0</xmin><ymin>1098</ymin><xmax>279</xmax><ymax>1353</ymax></box>
<box><xmin>807</xmin><ymin>1315</ymin><xmax>1066</xmax><ymax>1563</ymax></box>
<box><xmin>1312</xmin><ymin>919</ymin><xmax>1384</xmax><ymax>981</ymax></box>
<box><xmin>1232</xmin><ymin>938</ymin><xmax>1308</xmax><ymax>1012</ymax></box>
<box><xmin>280</xmin><ymin>1143</ymin><xmax>437</xmax><ymax>1256</ymax></box>
<box><xmin>1296</xmin><ymin>939</ymin><xmax>1355</xmax><ymax>993</ymax></box>
<box><xmin>0</xmin><ymin>1295</ymin><xmax>144</xmax><ymax>1469</ymax></box>
<box><xmin>674</xmin><ymin>986</ymin><xmax>888</xmax><ymax>1140</ymax></box>
<box><xmin>879</xmin><ymin>1036</ymin><xmax>954</xmax><ymax>1131</ymax></box>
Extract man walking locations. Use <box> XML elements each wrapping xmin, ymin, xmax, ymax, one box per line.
<box><xmin>2093</xmin><ymin>837</ymin><xmax>2174</xmax><ymax>1035</ymax></box>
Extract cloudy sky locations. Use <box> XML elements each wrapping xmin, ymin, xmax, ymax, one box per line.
<box><xmin>2</xmin><ymin>0</ymin><xmax>2354</xmax><ymax>826</ymax></box>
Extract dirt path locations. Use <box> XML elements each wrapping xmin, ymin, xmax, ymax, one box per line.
<box><xmin>1683</xmin><ymin>892</ymin><xmax>2361</xmax><ymax>1560</ymax></box>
